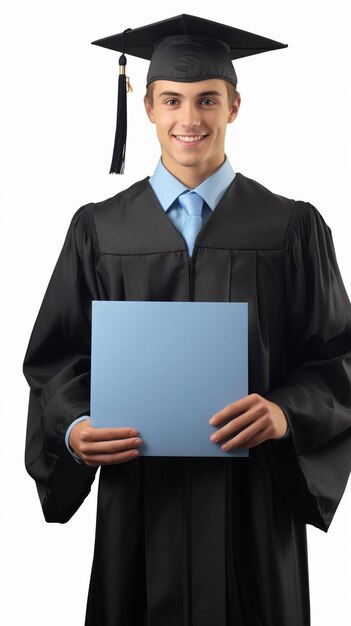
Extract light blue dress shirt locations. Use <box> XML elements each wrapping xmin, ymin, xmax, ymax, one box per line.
<box><xmin>65</xmin><ymin>159</ymin><xmax>236</xmax><ymax>460</ymax></box>
<box><xmin>149</xmin><ymin>157</ymin><xmax>236</xmax><ymax>252</ymax></box>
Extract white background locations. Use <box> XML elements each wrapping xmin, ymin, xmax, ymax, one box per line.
<box><xmin>1</xmin><ymin>1</ymin><xmax>350</xmax><ymax>624</ymax></box>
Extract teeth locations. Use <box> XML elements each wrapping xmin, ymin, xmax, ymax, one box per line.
<box><xmin>176</xmin><ymin>135</ymin><xmax>205</xmax><ymax>143</ymax></box>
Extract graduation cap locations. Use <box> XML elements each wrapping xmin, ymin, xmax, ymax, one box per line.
<box><xmin>92</xmin><ymin>14</ymin><xmax>287</xmax><ymax>174</ymax></box>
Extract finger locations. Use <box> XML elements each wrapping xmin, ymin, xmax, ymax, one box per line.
<box><xmin>80</xmin><ymin>426</ymin><xmax>138</xmax><ymax>442</ymax></box>
<box><xmin>209</xmin><ymin>393</ymin><xmax>260</xmax><ymax>425</ymax></box>
<box><xmin>220</xmin><ymin>420</ymin><xmax>267</xmax><ymax>451</ymax></box>
<box><xmin>80</xmin><ymin>437</ymin><xmax>142</xmax><ymax>456</ymax></box>
<box><xmin>210</xmin><ymin>405</ymin><xmax>266</xmax><ymax>443</ymax></box>
<box><xmin>83</xmin><ymin>448</ymin><xmax>140</xmax><ymax>467</ymax></box>
<box><xmin>244</xmin><ymin>431</ymin><xmax>271</xmax><ymax>449</ymax></box>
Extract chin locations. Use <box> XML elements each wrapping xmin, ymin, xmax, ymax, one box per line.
<box><xmin>174</xmin><ymin>156</ymin><xmax>205</xmax><ymax>168</ymax></box>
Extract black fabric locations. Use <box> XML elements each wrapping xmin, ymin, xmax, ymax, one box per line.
<box><xmin>145</xmin><ymin>35</ymin><xmax>238</xmax><ymax>87</ymax></box>
<box><xmin>24</xmin><ymin>173</ymin><xmax>351</xmax><ymax>626</ymax></box>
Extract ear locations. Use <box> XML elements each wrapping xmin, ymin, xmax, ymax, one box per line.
<box><xmin>144</xmin><ymin>96</ymin><xmax>156</xmax><ymax>123</ymax></box>
<box><xmin>227</xmin><ymin>95</ymin><xmax>241</xmax><ymax>124</ymax></box>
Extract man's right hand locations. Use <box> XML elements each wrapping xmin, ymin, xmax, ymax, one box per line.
<box><xmin>69</xmin><ymin>419</ymin><xmax>142</xmax><ymax>467</ymax></box>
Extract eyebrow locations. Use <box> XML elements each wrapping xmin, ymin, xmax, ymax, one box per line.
<box><xmin>157</xmin><ymin>90</ymin><xmax>223</xmax><ymax>99</ymax></box>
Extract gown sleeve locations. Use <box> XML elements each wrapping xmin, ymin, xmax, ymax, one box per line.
<box><xmin>265</xmin><ymin>201</ymin><xmax>351</xmax><ymax>532</ymax></box>
<box><xmin>23</xmin><ymin>205</ymin><xmax>101</xmax><ymax>523</ymax></box>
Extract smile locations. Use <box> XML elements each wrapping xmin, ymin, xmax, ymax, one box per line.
<box><xmin>173</xmin><ymin>135</ymin><xmax>207</xmax><ymax>143</ymax></box>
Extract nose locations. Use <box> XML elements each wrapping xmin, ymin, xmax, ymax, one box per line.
<box><xmin>180</xmin><ymin>102</ymin><xmax>201</xmax><ymax>128</ymax></box>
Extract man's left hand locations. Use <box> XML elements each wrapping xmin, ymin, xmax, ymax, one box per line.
<box><xmin>209</xmin><ymin>393</ymin><xmax>288</xmax><ymax>451</ymax></box>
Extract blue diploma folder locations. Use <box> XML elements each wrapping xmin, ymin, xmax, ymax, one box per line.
<box><xmin>91</xmin><ymin>301</ymin><xmax>248</xmax><ymax>457</ymax></box>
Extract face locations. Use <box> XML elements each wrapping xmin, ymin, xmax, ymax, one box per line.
<box><xmin>144</xmin><ymin>79</ymin><xmax>240</xmax><ymax>183</ymax></box>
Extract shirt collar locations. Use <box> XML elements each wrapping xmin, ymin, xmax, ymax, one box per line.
<box><xmin>149</xmin><ymin>157</ymin><xmax>236</xmax><ymax>212</ymax></box>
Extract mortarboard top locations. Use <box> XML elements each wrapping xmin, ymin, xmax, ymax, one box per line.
<box><xmin>92</xmin><ymin>14</ymin><xmax>287</xmax><ymax>174</ymax></box>
<box><xmin>92</xmin><ymin>14</ymin><xmax>287</xmax><ymax>66</ymax></box>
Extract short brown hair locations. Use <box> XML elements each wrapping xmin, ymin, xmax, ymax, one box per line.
<box><xmin>145</xmin><ymin>81</ymin><xmax>240</xmax><ymax>107</ymax></box>
<box><xmin>226</xmin><ymin>82</ymin><xmax>240</xmax><ymax>107</ymax></box>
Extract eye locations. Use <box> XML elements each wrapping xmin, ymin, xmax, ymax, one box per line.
<box><xmin>165</xmin><ymin>99</ymin><xmax>179</xmax><ymax>106</ymax></box>
<box><xmin>199</xmin><ymin>98</ymin><xmax>216</xmax><ymax>106</ymax></box>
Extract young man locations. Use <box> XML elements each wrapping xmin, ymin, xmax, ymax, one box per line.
<box><xmin>24</xmin><ymin>15</ymin><xmax>351</xmax><ymax>626</ymax></box>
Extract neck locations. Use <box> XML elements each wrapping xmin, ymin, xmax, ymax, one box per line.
<box><xmin>161</xmin><ymin>156</ymin><xmax>225</xmax><ymax>189</ymax></box>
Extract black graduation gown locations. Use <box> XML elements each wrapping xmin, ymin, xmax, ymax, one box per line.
<box><xmin>24</xmin><ymin>173</ymin><xmax>351</xmax><ymax>626</ymax></box>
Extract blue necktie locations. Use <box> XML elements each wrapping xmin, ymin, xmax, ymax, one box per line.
<box><xmin>178</xmin><ymin>191</ymin><xmax>204</xmax><ymax>257</ymax></box>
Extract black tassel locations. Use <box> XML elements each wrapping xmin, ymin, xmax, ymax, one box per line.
<box><xmin>109</xmin><ymin>29</ymin><xmax>132</xmax><ymax>174</ymax></box>
<box><xmin>109</xmin><ymin>53</ymin><xmax>127</xmax><ymax>174</ymax></box>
